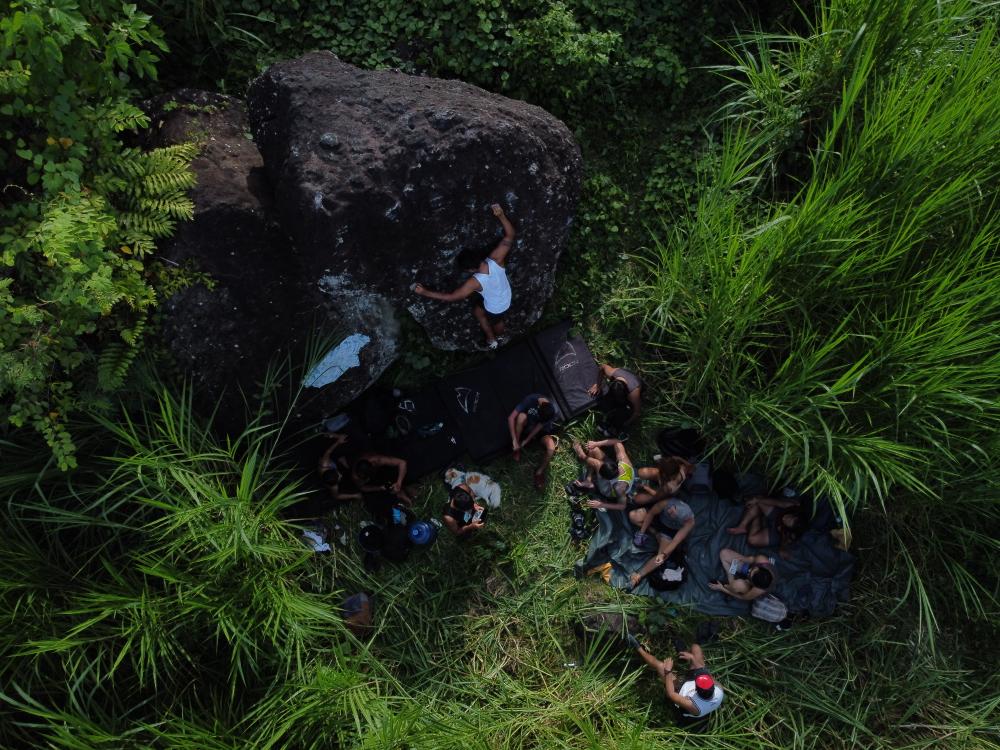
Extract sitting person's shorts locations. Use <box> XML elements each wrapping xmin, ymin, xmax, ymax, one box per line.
<box><xmin>525</xmin><ymin>418</ymin><xmax>557</xmax><ymax>437</ymax></box>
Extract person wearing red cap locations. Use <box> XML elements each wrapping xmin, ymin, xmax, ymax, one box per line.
<box><xmin>628</xmin><ymin>637</ymin><xmax>725</xmax><ymax>725</ymax></box>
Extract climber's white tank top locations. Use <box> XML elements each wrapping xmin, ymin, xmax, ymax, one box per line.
<box><xmin>473</xmin><ymin>258</ymin><xmax>512</xmax><ymax>314</ymax></box>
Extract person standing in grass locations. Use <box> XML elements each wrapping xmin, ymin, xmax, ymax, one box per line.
<box><xmin>413</xmin><ymin>203</ymin><xmax>516</xmax><ymax>350</ymax></box>
<box><xmin>508</xmin><ymin>393</ymin><xmax>561</xmax><ymax>489</ymax></box>
<box><xmin>628</xmin><ymin>637</ymin><xmax>724</xmax><ymax>726</ymax></box>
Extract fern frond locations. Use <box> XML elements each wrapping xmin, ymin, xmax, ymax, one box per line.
<box><xmin>97</xmin><ymin>341</ymin><xmax>138</xmax><ymax>392</ymax></box>
<box><xmin>117</xmin><ymin>211</ymin><xmax>174</xmax><ymax>239</ymax></box>
<box><xmin>120</xmin><ymin>313</ymin><xmax>146</xmax><ymax>346</ymax></box>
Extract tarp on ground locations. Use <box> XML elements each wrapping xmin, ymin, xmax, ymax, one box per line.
<box><xmin>574</xmin><ymin>476</ymin><xmax>855</xmax><ymax>617</ymax></box>
<box><xmin>436</xmin><ymin>360</ymin><xmax>510</xmax><ymax>462</ymax></box>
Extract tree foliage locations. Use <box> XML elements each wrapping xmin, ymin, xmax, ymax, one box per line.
<box><xmin>0</xmin><ymin>0</ymin><xmax>195</xmax><ymax>467</ymax></box>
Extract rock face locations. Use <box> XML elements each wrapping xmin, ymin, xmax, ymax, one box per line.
<box><xmin>144</xmin><ymin>91</ymin><xmax>387</xmax><ymax>417</ymax></box>
<box><xmin>144</xmin><ymin>90</ymin><xmax>305</xmax><ymax>412</ymax></box>
<box><xmin>247</xmin><ymin>51</ymin><xmax>582</xmax><ymax>351</ymax></box>
<box><xmin>146</xmin><ymin>57</ymin><xmax>582</xmax><ymax>421</ymax></box>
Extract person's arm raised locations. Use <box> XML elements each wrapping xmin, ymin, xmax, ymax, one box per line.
<box><xmin>413</xmin><ymin>276</ymin><xmax>481</xmax><ymax>303</ymax></box>
<box><xmin>487</xmin><ymin>204</ymin><xmax>516</xmax><ymax>265</ymax></box>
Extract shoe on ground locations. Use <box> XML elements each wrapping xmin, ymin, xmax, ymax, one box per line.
<box><xmin>487</xmin><ymin>339</ymin><xmax>499</xmax><ymax>351</ymax></box>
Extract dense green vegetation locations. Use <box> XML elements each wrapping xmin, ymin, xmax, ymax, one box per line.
<box><xmin>0</xmin><ymin>0</ymin><xmax>196</xmax><ymax>467</ymax></box>
<box><xmin>1</xmin><ymin>0</ymin><xmax>998</xmax><ymax>747</ymax></box>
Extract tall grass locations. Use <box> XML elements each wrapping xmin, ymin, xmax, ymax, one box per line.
<box><xmin>619</xmin><ymin>0</ymin><xmax>1000</xmax><ymax>644</ymax></box>
<box><xmin>2</xmin><ymin>384</ymin><xmax>998</xmax><ymax>747</ymax></box>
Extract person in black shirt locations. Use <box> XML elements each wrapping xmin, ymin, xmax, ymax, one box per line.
<box><xmin>508</xmin><ymin>393</ymin><xmax>561</xmax><ymax>489</ymax></box>
<box><xmin>442</xmin><ymin>484</ymin><xmax>486</xmax><ymax>537</ymax></box>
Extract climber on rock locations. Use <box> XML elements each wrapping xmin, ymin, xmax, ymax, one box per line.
<box><xmin>413</xmin><ymin>203</ymin><xmax>515</xmax><ymax>350</ymax></box>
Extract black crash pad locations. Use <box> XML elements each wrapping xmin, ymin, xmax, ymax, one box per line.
<box><xmin>532</xmin><ymin>320</ymin><xmax>600</xmax><ymax>418</ymax></box>
<box><xmin>388</xmin><ymin>386</ymin><xmax>465</xmax><ymax>479</ymax></box>
<box><xmin>354</xmin><ymin>322</ymin><xmax>601</xmax><ymax>475</ymax></box>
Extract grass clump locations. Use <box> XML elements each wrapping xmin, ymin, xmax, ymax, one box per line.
<box><xmin>620</xmin><ymin>0</ymin><xmax>1000</xmax><ymax>649</ymax></box>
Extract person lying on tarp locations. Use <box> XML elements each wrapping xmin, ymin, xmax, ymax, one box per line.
<box><xmin>629</xmin><ymin>496</ymin><xmax>697</xmax><ymax>589</ymax></box>
<box><xmin>587</xmin><ymin>362</ymin><xmax>643</xmax><ymax>438</ymax></box>
<box><xmin>508</xmin><ymin>393</ymin><xmax>561</xmax><ymax>489</ymax></box>
<box><xmin>568</xmin><ymin>438</ymin><xmax>636</xmax><ymax>508</ymax></box>
<box><xmin>318</xmin><ymin>432</ymin><xmax>363</xmax><ymax>504</ymax></box>
<box><xmin>708</xmin><ymin>548</ymin><xmax>777</xmax><ymax>601</ymax></box>
<box><xmin>412</xmin><ymin>203</ymin><xmax>516</xmax><ymax>351</ymax></box>
<box><xmin>726</xmin><ymin>494</ymin><xmax>806</xmax><ymax>559</ymax></box>
<box><xmin>442</xmin><ymin>484</ymin><xmax>487</xmax><ymax>537</ymax></box>
<box><xmin>631</xmin><ymin>455</ymin><xmax>695</xmax><ymax>505</ymax></box>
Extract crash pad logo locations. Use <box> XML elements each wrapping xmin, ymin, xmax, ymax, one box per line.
<box><xmin>455</xmin><ymin>387</ymin><xmax>480</xmax><ymax>415</ymax></box>
<box><xmin>555</xmin><ymin>341</ymin><xmax>579</xmax><ymax>374</ymax></box>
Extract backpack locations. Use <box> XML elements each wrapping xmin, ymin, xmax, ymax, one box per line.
<box><xmin>751</xmin><ymin>594</ymin><xmax>789</xmax><ymax>623</ymax></box>
<box><xmin>656</xmin><ymin>427</ymin><xmax>704</xmax><ymax>461</ymax></box>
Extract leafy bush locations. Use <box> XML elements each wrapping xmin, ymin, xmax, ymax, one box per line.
<box><xmin>0</xmin><ymin>1</ymin><xmax>195</xmax><ymax>467</ymax></box>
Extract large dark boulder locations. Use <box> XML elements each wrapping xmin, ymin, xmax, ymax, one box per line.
<box><xmin>144</xmin><ymin>90</ymin><xmax>300</xmax><ymax>409</ymax></box>
<box><xmin>247</xmin><ymin>52</ymin><xmax>582</xmax><ymax>351</ymax></box>
<box><xmin>144</xmin><ymin>90</ymin><xmax>387</xmax><ymax>416</ymax></box>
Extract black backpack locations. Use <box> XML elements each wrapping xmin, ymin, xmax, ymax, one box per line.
<box><xmin>656</xmin><ymin>427</ymin><xmax>704</xmax><ymax>461</ymax></box>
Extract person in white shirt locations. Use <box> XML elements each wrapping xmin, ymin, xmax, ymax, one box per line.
<box><xmin>628</xmin><ymin>637</ymin><xmax>725</xmax><ymax>726</ymax></box>
<box><xmin>413</xmin><ymin>203</ymin><xmax>515</xmax><ymax>350</ymax></box>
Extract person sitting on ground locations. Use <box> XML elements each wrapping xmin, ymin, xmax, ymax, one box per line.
<box><xmin>629</xmin><ymin>495</ymin><xmax>697</xmax><ymax>589</ymax></box>
<box><xmin>442</xmin><ymin>484</ymin><xmax>486</xmax><ymax>537</ymax></box>
<box><xmin>351</xmin><ymin>453</ymin><xmax>409</xmax><ymax>498</ymax></box>
<box><xmin>628</xmin><ymin>455</ymin><xmax>696</xmax><ymax>506</ymax></box>
<box><xmin>508</xmin><ymin>393</ymin><xmax>561</xmax><ymax>489</ymax></box>
<box><xmin>569</xmin><ymin>438</ymin><xmax>635</xmax><ymax>509</ymax></box>
<box><xmin>351</xmin><ymin>453</ymin><xmax>413</xmax><ymax>524</ymax></box>
<box><xmin>628</xmin><ymin>637</ymin><xmax>725</xmax><ymax>725</ymax></box>
<box><xmin>588</xmin><ymin>363</ymin><xmax>643</xmax><ymax>437</ymax></box>
<box><xmin>413</xmin><ymin>203</ymin><xmax>516</xmax><ymax>350</ymax></box>
<box><xmin>709</xmin><ymin>548</ymin><xmax>776</xmax><ymax>601</ymax></box>
<box><xmin>318</xmin><ymin>433</ymin><xmax>363</xmax><ymax>504</ymax></box>
<box><xmin>726</xmin><ymin>495</ymin><xmax>806</xmax><ymax>559</ymax></box>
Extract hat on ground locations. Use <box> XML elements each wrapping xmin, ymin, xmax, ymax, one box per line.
<box><xmin>694</xmin><ymin>673</ymin><xmax>715</xmax><ymax>698</ymax></box>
